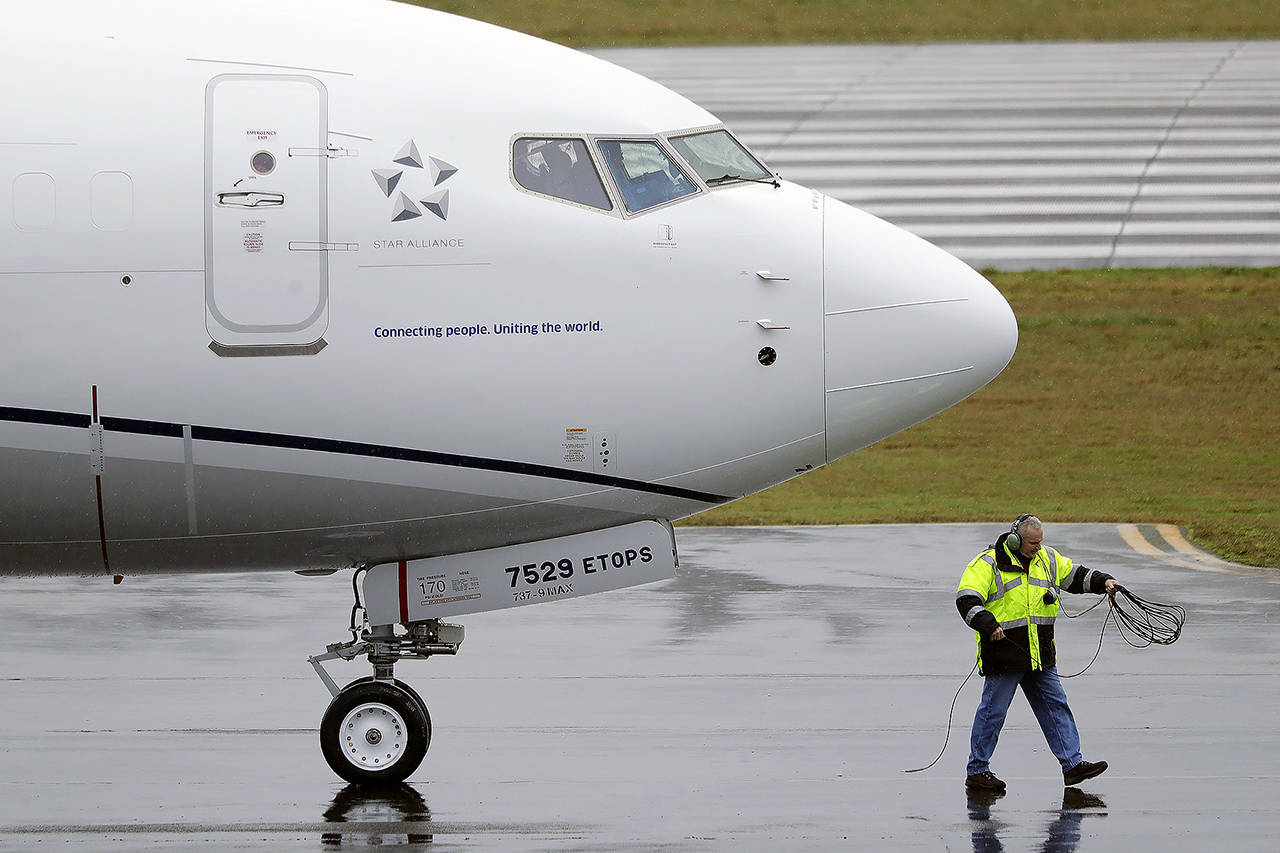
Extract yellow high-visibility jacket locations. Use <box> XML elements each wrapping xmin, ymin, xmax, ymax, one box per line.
<box><xmin>956</xmin><ymin>533</ymin><xmax>1112</xmax><ymax>675</ymax></box>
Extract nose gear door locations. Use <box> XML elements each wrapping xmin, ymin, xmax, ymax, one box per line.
<box><xmin>204</xmin><ymin>74</ymin><xmax>329</xmax><ymax>351</ymax></box>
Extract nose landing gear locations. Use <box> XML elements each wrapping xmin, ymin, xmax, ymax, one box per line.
<box><xmin>310</xmin><ymin>619</ymin><xmax>463</xmax><ymax>784</ymax></box>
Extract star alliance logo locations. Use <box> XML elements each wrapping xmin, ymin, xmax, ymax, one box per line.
<box><xmin>371</xmin><ymin>140</ymin><xmax>458</xmax><ymax>222</ymax></box>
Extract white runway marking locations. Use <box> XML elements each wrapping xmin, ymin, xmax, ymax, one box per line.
<box><xmin>597</xmin><ymin>41</ymin><xmax>1280</xmax><ymax>270</ymax></box>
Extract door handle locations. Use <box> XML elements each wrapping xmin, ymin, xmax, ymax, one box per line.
<box><xmin>217</xmin><ymin>191</ymin><xmax>285</xmax><ymax>208</ymax></box>
<box><xmin>289</xmin><ymin>241</ymin><xmax>359</xmax><ymax>252</ymax></box>
<box><xmin>756</xmin><ymin>319</ymin><xmax>790</xmax><ymax>330</ymax></box>
<box><xmin>756</xmin><ymin>270</ymin><xmax>790</xmax><ymax>281</ymax></box>
<box><xmin>288</xmin><ymin>146</ymin><xmax>357</xmax><ymax>158</ymax></box>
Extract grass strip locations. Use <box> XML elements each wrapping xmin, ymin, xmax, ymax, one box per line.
<box><xmin>684</xmin><ymin>267</ymin><xmax>1280</xmax><ymax>568</ymax></box>
<box><xmin>406</xmin><ymin>1</ymin><xmax>1280</xmax><ymax>46</ymax></box>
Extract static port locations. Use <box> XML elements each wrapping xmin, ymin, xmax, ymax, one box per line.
<box><xmin>758</xmin><ymin>347</ymin><xmax>777</xmax><ymax>366</ymax></box>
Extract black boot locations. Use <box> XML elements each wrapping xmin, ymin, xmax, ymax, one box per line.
<box><xmin>1063</xmin><ymin>760</ymin><xmax>1108</xmax><ymax>786</ymax></box>
<box><xmin>965</xmin><ymin>770</ymin><xmax>1007</xmax><ymax>791</ymax></box>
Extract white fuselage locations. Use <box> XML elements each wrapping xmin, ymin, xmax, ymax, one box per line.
<box><xmin>0</xmin><ymin>0</ymin><xmax>1017</xmax><ymax>577</ymax></box>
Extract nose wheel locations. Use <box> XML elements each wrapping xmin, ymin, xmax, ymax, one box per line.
<box><xmin>308</xmin><ymin>578</ymin><xmax>462</xmax><ymax>784</ymax></box>
<box><xmin>320</xmin><ymin>680</ymin><xmax>432</xmax><ymax>784</ymax></box>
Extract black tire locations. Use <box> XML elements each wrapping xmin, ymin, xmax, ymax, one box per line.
<box><xmin>345</xmin><ymin>676</ymin><xmax>429</xmax><ymax>721</ymax></box>
<box><xmin>320</xmin><ymin>681</ymin><xmax>431</xmax><ymax>784</ymax></box>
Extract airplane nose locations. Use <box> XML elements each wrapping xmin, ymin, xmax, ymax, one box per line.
<box><xmin>823</xmin><ymin>197</ymin><xmax>1017</xmax><ymax>463</ymax></box>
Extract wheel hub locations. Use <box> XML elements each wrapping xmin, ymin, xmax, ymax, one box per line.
<box><xmin>340</xmin><ymin>702</ymin><xmax>406</xmax><ymax>769</ymax></box>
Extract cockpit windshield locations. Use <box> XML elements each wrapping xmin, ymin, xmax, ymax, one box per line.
<box><xmin>513</xmin><ymin>138</ymin><xmax>613</xmax><ymax>211</ymax></box>
<box><xmin>511</xmin><ymin>130</ymin><xmax>771</xmax><ymax>216</ymax></box>
<box><xmin>669</xmin><ymin>129</ymin><xmax>771</xmax><ymax>186</ymax></box>
<box><xmin>596</xmin><ymin>139</ymin><xmax>698</xmax><ymax>213</ymax></box>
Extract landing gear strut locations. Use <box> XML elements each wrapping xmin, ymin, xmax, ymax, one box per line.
<box><xmin>310</xmin><ymin>609</ymin><xmax>463</xmax><ymax>784</ymax></box>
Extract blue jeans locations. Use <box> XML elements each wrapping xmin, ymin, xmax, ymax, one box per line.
<box><xmin>967</xmin><ymin>667</ymin><xmax>1083</xmax><ymax>776</ymax></box>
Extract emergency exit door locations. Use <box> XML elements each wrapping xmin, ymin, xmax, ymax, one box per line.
<box><xmin>205</xmin><ymin>74</ymin><xmax>329</xmax><ymax>351</ymax></box>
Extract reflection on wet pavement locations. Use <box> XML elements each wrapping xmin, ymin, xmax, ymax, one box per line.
<box><xmin>968</xmin><ymin>786</ymin><xmax>1107</xmax><ymax>853</ymax></box>
<box><xmin>662</xmin><ymin>530</ymin><xmax>872</xmax><ymax>644</ymax></box>
<box><xmin>322</xmin><ymin>784</ymin><xmax>432</xmax><ymax>848</ymax></box>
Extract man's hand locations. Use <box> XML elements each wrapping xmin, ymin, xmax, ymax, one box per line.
<box><xmin>1105</xmin><ymin>579</ymin><xmax>1122</xmax><ymax>596</ymax></box>
<box><xmin>990</xmin><ymin>627</ymin><xmax>1005</xmax><ymax>642</ymax></box>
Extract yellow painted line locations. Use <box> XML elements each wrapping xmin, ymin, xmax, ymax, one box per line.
<box><xmin>1117</xmin><ymin>523</ymin><xmax>1269</xmax><ymax>576</ymax></box>
<box><xmin>1155</xmin><ymin>523</ymin><xmax>1236</xmax><ymax>566</ymax></box>
<box><xmin>1115</xmin><ymin>524</ymin><xmax>1234</xmax><ymax>573</ymax></box>
<box><xmin>1116</xmin><ymin>523</ymin><xmax>1163</xmax><ymax>557</ymax></box>
<box><xmin>1155</xmin><ymin>524</ymin><xmax>1200</xmax><ymax>556</ymax></box>
<box><xmin>1156</xmin><ymin>524</ymin><xmax>1276</xmax><ymax>576</ymax></box>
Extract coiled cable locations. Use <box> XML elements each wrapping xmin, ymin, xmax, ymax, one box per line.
<box><xmin>1108</xmin><ymin>586</ymin><xmax>1185</xmax><ymax>647</ymax></box>
<box><xmin>1059</xmin><ymin>586</ymin><xmax>1185</xmax><ymax>677</ymax></box>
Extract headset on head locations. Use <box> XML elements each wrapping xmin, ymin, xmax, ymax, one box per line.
<box><xmin>1007</xmin><ymin>513</ymin><xmax>1035</xmax><ymax>551</ymax></box>
<box><xmin>1008</xmin><ymin>514</ymin><xmax>1056</xmax><ymax>603</ymax></box>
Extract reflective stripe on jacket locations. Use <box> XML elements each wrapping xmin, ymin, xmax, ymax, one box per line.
<box><xmin>955</xmin><ymin>533</ymin><xmax>1111</xmax><ymax>675</ymax></box>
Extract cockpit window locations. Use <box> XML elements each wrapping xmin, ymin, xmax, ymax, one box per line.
<box><xmin>595</xmin><ymin>139</ymin><xmax>697</xmax><ymax>213</ymax></box>
<box><xmin>513</xmin><ymin>138</ymin><xmax>612</xmax><ymax>211</ymax></box>
<box><xmin>669</xmin><ymin>129</ymin><xmax>771</xmax><ymax>186</ymax></box>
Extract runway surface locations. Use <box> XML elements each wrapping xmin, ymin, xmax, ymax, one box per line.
<box><xmin>595</xmin><ymin>42</ymin><xmax>1280</xmax><ymax>270</ymax></box>
<box><xmin>0</xmin><ymin>523</ymin><xmax>1276</xmax><ymax>851</ymax></box>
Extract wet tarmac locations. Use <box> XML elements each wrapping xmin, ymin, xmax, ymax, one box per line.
<box><xmin>0</xmin><ymin>524</ymin><xmax>1276</xmax><ymax>851</ymax></box>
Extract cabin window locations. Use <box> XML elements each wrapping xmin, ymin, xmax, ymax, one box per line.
<box><xmin>669</xmin><ymin>129</ymin><xmax>771</xmax><ymax>185</ymax></box>
<box><xmin>512</xmin><ymin>138</ymin><xmax>612</xmax><ymax>211</ymax></box>
<box><xmin>595</xmin><ymin>139</ymin><xmax>697</xmax><ymax>213</ymax></box>
<box><xmin>91</xmin><ymin>171</ymin><xmax>133</xmax><ymax>231</ymax></box>
<box><xmin>12</xmin><ymin>172</ymin><xmax>56</xmax><ymax>231</ymax></box>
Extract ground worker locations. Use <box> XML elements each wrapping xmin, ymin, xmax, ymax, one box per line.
<box><xmin>956</xmin><ymin>514</ymin><xmax>1121</xmax><ymax>792</ymax></box>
